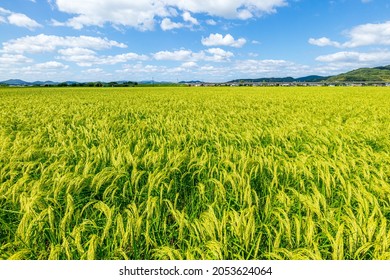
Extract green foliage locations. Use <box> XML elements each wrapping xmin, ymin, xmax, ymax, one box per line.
<box><xmin>327</xmin><ymin>66</ymin><xmax>390</xmax><ymax>82</ymax></box>
<box><xmin>0</xmin><ymin>87</ymin><xmax>390</xmax><ymax>260</ymax></box>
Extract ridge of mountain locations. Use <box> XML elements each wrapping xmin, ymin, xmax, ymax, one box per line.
<box><xmin>2</xmin><ymin>65</ymin><xmax>390</xmax><ymax>85</ymax></box>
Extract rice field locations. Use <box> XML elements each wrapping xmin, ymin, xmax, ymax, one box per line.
<box><xmin>0</xmin><ymin>86</ymin><xmax>389</xmax><ymax>260</ymax></box>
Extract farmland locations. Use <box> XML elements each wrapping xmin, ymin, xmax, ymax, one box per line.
<box><xmin>0</xmin><ymin>86</ymin><xmax>389</xmax><ymax>260</ymax></box>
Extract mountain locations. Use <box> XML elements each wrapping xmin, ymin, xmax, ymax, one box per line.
<box><xmin>32</xmin><ymin>81</ymin><xmax>58</xmax><ymax>86</ymax></box>
<box><xmin>0</xmin><ymin>79</ymin><xmax>59</xmax><ymax>86</ymax></box>
<box><xmin>295</xmin><ymin>75</ymin><xmax>329</xmax><ymax>82</ymax></box>
<box><xmin>373</xmin><ymin>65</ymin><xmax>390</xmax><ymax>71</ymax></box>
<box><xmin>228</xmin><ymin>77</ymin><xmax>295</xmax><ymax>83</ymax></box>
<box><xmin>2</xmin><ymin>65</ymin><xmax>390</xmax><ymax>86</ymax></box>
<box><xmin>64</xmin><ymin>81</ymin><xmax>78</xmax><ymax>85</ymax></box>
<box><xmin>179</xmin><ymin>80</ymin><xmax>204</xmax><ymax>84</ymax></box>
<box><xmin>327</xmin><ymin>65</ymin><xmax>390</xmax><ymax>82</ymax></box>
<box><xmin>228</xmin><ymin>76</ymin><xmax>329</xmax><ymax>83</ymax></box>
<box><xmin>1</xmin><ymin>79</ymin><xmax>31</xmax><ymax>86</ymax></box>
<box><xmin>228</xmin><ymin>65</ymin><xmax>390</xmax><ymax>84</ymax></box>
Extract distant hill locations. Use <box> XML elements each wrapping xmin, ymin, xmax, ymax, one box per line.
<box><xmin>139</xmin><ymin>80</ymin><xmax>172</xmax><ymax>84</ymax></box>
<box><xmin>0</xmin><ymin>79</ymin><xmax>59</xmax><ymax>86</ymax></box>
<box><xmin>1</xmin><ymin>79</ymin><xmax>31</xmax><ymax>86</ymax></box>
<box><xmin>227</xmin><ymin>65</ymin><xmax>390</xmax><ymax>84</ymax></box>
<box><xmin>179</xmin><ymin>80</ymin><xmax>204</xmax><ymax>84</ymax></box>
<box><xmin>32</xmin><ymin>81</ymin><xmax>58</xmax><ymax>86</ymax></box>
<box><xmin>228</xmin><ymin>76</ymin><xmax>328</xmax><ymax>83</ymax></box>
<box><xmin>2</xmin><ymin>65</ymin><xmax>390</xmax><ymax>86</ymax></box>
<box><xmin>295</xmin><ymin>75</ymin><xmax>329</xmax><ymax>82</ymax></box>
<box><xmin>327</xmin><ymin>65</ymin><xmax>390</xmax><ymax>82</ymax></box>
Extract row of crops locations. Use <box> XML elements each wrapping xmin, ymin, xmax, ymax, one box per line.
<box><xmin>0</xmin><ymin>86</ymin><xmax>389</xmax><ymax>259</ymax></box>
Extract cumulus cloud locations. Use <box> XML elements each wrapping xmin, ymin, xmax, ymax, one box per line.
<box><xmin>206</xmin><ymin>19</ymin><xmax>217</xmax><ymax>26</ymax></box>
<box><xmin>7</xmin><ymin>13</ymin><xmax>42</xmax><ymax>30</ymax></box>
<box><xmin>0</xmin><ymin>6</ymin><xmax>41</xmax><ymax>30</ymax></box>
<box><xmin>181</xmin><ymin>61</ymin><xmax>197</xmax><ymax>68</ymax></box>
<box><xmin>234</xmin><ymin>59</ymin><xmax>306</xmax><ymax>75</ymax></box>
<box><xmin>0</xmin><ymin>7</ymin><xmax>10</xmax><ymax>14</ymax></box>
<box><xmin>170</xmin><ymin>0</ymin><xmax>287</xmax><ymax>18</ymax></box>
<box><xmin>202</xmin><ymin>33</ymin><xmax>247</xmax><ymax>48</ymax></box>
<box><xmin>316</xmin><ymin>50</ymin><xmax>390</xmax><ymax>63</ymax></box>
<box><xmin>153</xmin><ymin>50</ymin><xmax>194</xmax><ymax>61</ymax></box>
<box><xmin>308</xmin><ymin>37</ymin><xmax>341</xmax><ymax>47</ymax></box>
<box><xmin>206</xmin><ymin>48</ymin><xmax>234</xmax><ymax>61</ymax></box>
<box><xmin>105</xmin><ymin>53</ymin><xmax>149</xmax><ymax>64</ymax></box>
<box><xmin>160</xmin><ymin>18</ymin><xmax>183</xmax><ymax>31</ymax></box>
<box><xmin>0</xmin><ymin>54</ymin><xmax>33</xmax><ymax>64</ymax></box>
<box><xmin>118</xmin><ymin>63</ymin><xmax>162</xmax><ymax>75</ymax></box>
<box><xmin>21</xmin><ymin>61</ymin><xmax>69</xmax><ymax>73</ymax></box>
<box><xmin>310</xmin><ymin>21</ymin><xmax>390</xmax><ymax>48</ymax></box>
<box><xmin>343</xmin><ymin>21</ymin><xmax>390</xmax><ymax>48</ymax></box>
<box><xmin>312</xmin><ymin>50</ymin><xmax>390</xmax><ymax>74</ymax></box>
<box><xmin>34</xmin><ymin>61</ymin><xmax>69</xmax><ymax>70</ymax></box>
<box><xmin>84</xmin><ymin>68</ymin><xmax>104</xmax><ymax>74</ymax></box>
<box><xmin>1</xmin><ymin>34</ymin><xmax>127</xmax><ymax>54</ymax></box>
<box><xmin>54</xmin><ymin>0</ymin><xmax>170</xmax><ymax>30</ymax></box>
<box><xmin>153</xmin><ymin>48</ymin><xmax>233</xmax><ymax>62</ymax></box>
<box><xmin>53</xmin><ymin>0</ymin><xmax>287</xmax><ymax>30</ymax></box>
<box><xmin>182</xmin><ymin>11</ymin><xmax>199</xmax><ymax>25</ymax></box>
<box><xmin>57</xmin><ymin>47</ymin><xmax>148</xmax><ymax>67</ymax></box>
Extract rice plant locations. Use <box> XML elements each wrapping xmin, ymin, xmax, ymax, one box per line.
<box><xmin>0</xmin><ymin>86</ymin><xmax>389</xmax><ymax>260</ymax></box>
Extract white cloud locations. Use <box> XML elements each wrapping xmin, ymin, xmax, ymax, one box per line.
<box><xmin>1</xmin><ymin>34</ymin><xmax>127</xmax><ymax>54</ymax></box>
<box><xmin>53</xmin><ymin>0</ymin><xmax>287</xmax><ymax>30</ymax></box>
<box><xmin>312</xmin><ymin>50</ymin><xmax>390</xmax><ymax>74</ymax></box>
<box><xmin>114</xmin><ymin>57</ymin><xmax>313</xmax><ymax>83</ymax></box>
<box><xmin>181</xmin><ymin>61</ymin><xmax>197</xmax><ymax>68</ymax></box>
<box><xmin>20</xmin><ymin>61</ymin><xmax>69</xmax><ymax>74</ymax></box>
<box><xmin>182</xmin><ymin>11</ymin><xmax>198</xmax><ymax>25</ymax></box>
<box><xmin>160</xmin><ymin>12</ymin><xmax>199</xmax><ymax>31</ymax></box>
<box><xmin>200</xmin><ymin>65</ymin><xmax>216</xmax><ymax>71</ymax></box>
<box><xmin>0</xmin><ymin>6</ymin><xmax>41</xmax><ymax>30</ymax></box>
<box><xmin>7</xmin><ymin>13</ymin><xmax>42</xmax><ymax>30</ymax></box>
<box><xmin>160</xmin><ymin>18</ymin><xmax>183</xmax><ymax>31</ymax></box>
<box><xmin>57</xmin><ymin>47</ymin><xmax>148</xmax><ymax>66</ymax></box>
<box><xmin>308</xmin><ymin>37</ymin><xmax>341</xmax><ymax>47</ymax></box>
<box><xmin>118</xmin><ymin>63</ymin><xmax>163</xmax><ymax>75</ymax></box>
<box><xmin>0</xmin><ymin>54</ymin><xmax>33</xmax><ymax>64</ymax></box>
<box><xmin>316</xmin><ymin>50</ymin><xmax>390</xmax><ymax>63</ymax></box>
<box><xmin>153</xmin><ymin>49</ymin><xmax>194</xmax><ymax>61</ymax></box>
<box><xmin>206</xmin><ymin>48</ymin><xmax>234</xmax><ymax>61</ymax></box>
<box><xmin>206</xmin><ymin>19</ymin><xmax>217</xmax><ymax>26</ymax></box>
<box><xmin>0</xmin><ymin>7</ymin><xmax>11</xmax><ymax>15</ymax></box>
<box><xmin>237</xmin><ymin>9</ymin><xmax>253</xmax><ymax>20</ymax></box>
<box><xmin>57</xmin><ymin>48</ymin><xmax>98</xmax><ymax>66</ymax></box>
<box><xmin>104</xmin><ymin>53</ymin><xmax>149</xmax><ymax>64</ymax></box>
<box><xmin>233</xmin><ymin>59</ymin><xmax>310</xmax><ymax>77</ymax></box>
<box><xmin>83</xmin><ymin>68</ymin><xmax>105</xmax><ymax>74</ymax></box>
<box><xmin>202</xmin><ymin>33</ymin><xmax>247</xmax><ymax>48</ymax></box>
<box><xmin>170</xmin><ymin>0</ymin><xmax>287</xmax><ymax>18</ymax></box>
<box><xmin>35</xmin><ymin>61</ymin><xmax>69</xmax><ymax>70</ymax></box>
<box><xmin>153</xmin><ymin>48</ymin><xmax>233</xmax><ymax>62</ymax></box>
<box><xmin>310</xmin><ymin>21</ymin><xmax>390</xmax><ymax>48</ymax></box>
<box><xmin>57</xmin><ymin>47</ymin><xmax>96</xmax><ymax>57</ymax></box>
<box><xmin>54</xmin><ymin>0</ymin><xmax>171</xmax><ymax>30</ymax></box>
<box><xmin>343</xmin><ymin>21</ymin><xmax>390</xmax><ymax>48</ymax></box>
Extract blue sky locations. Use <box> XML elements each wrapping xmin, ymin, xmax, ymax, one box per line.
<box><xmin>1</xmin><ymin>0</ymin><xmax>390</xmax><ymax>82</ymax></box>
